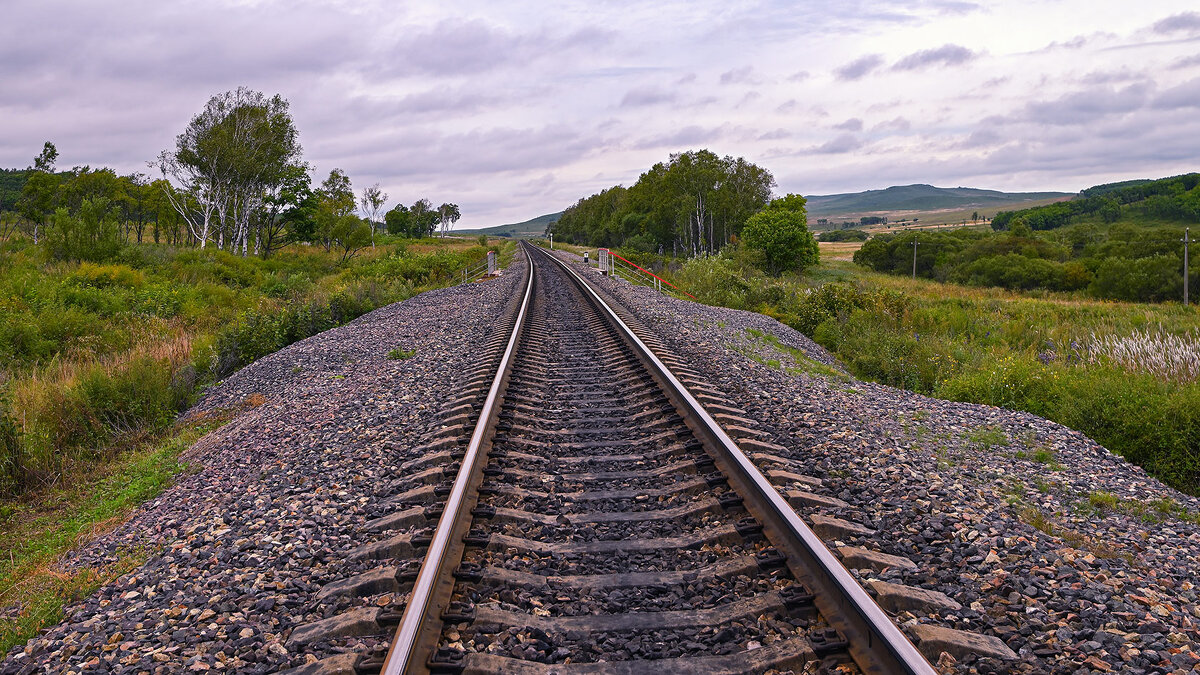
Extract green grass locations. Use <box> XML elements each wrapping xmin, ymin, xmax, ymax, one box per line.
<box><xmin>966</xmin><ymin>425</ymin><xmax>1008</xmax><ymax>450</ymax></box>
<box><xmin>618</xmin><ymin>248</ymin><xmax>1200</xmax><ymax>496</ymax></box>
<box><xmin>0</xmin><ymin>237</ymin><xmax>514</xmax><ymax>497</ymax></box>
<box><xmin>0</xmin><ymin>406</ymin><xmax>240</xmax><ymax>654</ymax></box>
<box><xmin>387</xmin><ymin>347</ymin><xmax>416</xmax><ymax>360</ymax></box>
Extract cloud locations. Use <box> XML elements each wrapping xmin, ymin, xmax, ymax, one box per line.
<box><xmin>872</xmin><ymin>117</ymin><xmax>912</xmax><ymax>133</ymax></box>
<box><xmin>381</xmin><ymin>20</ymin><xmax>611</xmax><ymax>77</ymax></box>
<box><xmin>833</xmin><ymin>118</ymin><xmax>864</xmax><ymax>132</ymax></box>
<box><xmin>834</xmin><ymin>54</ymin><xmax>885</xmax><ymax>81</ymax></box>
<box><xmin>788</xmin><ymin>70</ymin><xmax>811</xmax><ymax>82</ymax></box>
<box><xmin>1152</xmin><ymin>12</ymin><xmax>1200</xmax><ymax>35</ymax></box>
<box><xmin>719</xmin><ymin>66</ymin><xmax>757</xmax><ymax>85</ymax></box>
<box><xmin>1080</xmin><ymin>69</ymin><xmax>1146</xmax><ymax>85</ymax></box>
<box><xmin>634</xmin><ymin>124</ymin><xmax>728</xmax><ymax>150</ymax></box>
<box><xmin>1170</xmin><ymin>54</ymin><xmax>1200</xmax><ymax>70</ymax></box>
<box><xmin>892</xmin><ymin>44</ymin><xmax>976</xmax><ymax>71</ymax></box>
<box><xmin>1153</xmin><ymin>77</ymin><xmax>1200</xmax><ymax>109</ymax></box>
<box><xmin>1020</xmin><ymin>82</ymin><xmax>1153</xmax><ymax>125</ymax></box>
<box><xmin>620</xmin><ymin>85</ymin><xmax>677</xmax><ymax>107</ymax></box>
<box><xmin>814</xmin><ymin>134</ymin><xmax>863</xmax><ymax>154</ymax></box>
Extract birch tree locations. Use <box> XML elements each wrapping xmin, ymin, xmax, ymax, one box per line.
<box><xmin>360</xmin><ymin>183</ymin><xmax>387</xmax><ymax>247</ymax></box>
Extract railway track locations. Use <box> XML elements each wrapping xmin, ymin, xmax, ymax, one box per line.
<box><xmin>291</xmin><ymin>243</ymin><xmax>936</xmax><ymax>674</ymax></box>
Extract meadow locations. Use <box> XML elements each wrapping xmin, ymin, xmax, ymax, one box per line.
<box><xmin>0</xmin><ymin>232</ymin><xmax>504</xmax><ymax>651</ymax></box>
<box><xmin>596</xmin><ymin>246</ymin><xmax>1200</xmax><ymax>497</ymax></box>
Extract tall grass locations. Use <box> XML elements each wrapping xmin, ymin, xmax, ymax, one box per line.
<box><xmin>1088</xmin><ymin>328</ymin><xmax>1200</xmax><ymax>383</ymax></box>
<box><xmin>0</xmin><ymin>239</ymin><xmax>508</xmax><ymax>496</ymax></box>
<box><xmin>645</xmin><ymin>250</ymin><xmax>1200</xmax><ymax>495</ymax></box>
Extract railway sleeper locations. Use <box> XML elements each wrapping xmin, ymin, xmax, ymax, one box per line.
<box><xmin>444</xmin><ymin>636</ymin><xmax>822</xmax><ymax>675</ymax></box>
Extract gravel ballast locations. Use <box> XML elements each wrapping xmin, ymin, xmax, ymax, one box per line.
<box><xmin>1</xmin><ymin>259</ymin><xmax>526</xmax><ymax>674</ymax></box>
<box><xmin>553</xmin><ymin>251</ymin><xmax>1200</xmax><ymax>675</ymax></box>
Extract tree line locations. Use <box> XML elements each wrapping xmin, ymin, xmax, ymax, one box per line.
<box><xmin>854</xmin><ymin>219</ymin><xmax>1196</xmax><ymax>303</ymax></box>
<box><xmin>550</xmin><ymin>150</ymin><xmax>776</xmax><ymax>256</ymax></box>
<box><xmin>991</xmin><ymin>173</ymin><xmax>1200</xmax><ymax>232</ymax></box>
<box><xmin>1</xmin><ymin>88</ymin><xmax>463</xmax><ymax>262</ymax></box>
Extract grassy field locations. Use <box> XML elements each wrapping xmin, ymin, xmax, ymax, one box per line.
<box><xmin>0</xmin><ymin>234</ymin><xmax>510</xmax><ymax>652</ymax></box>
<box><xmin>582</xmin><ymin>244</ymin><xmax>1200</xmax><ymax>497</ymax></box>
<box><xmin>817</xmin><ymin>241</ymin><xmax>863</xmax><ymax>261</ymax></box>
<box><xmin>815</xmin><ymin>195</ymin><xmax>1072</xmax><ymax>230</ymax></box>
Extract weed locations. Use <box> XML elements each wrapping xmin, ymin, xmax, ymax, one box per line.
<box><xmin>387</xmin><ymin>347</ymin><xmax>417</xmax><ymax>360</ymax></box>
<box><xmin>967</xmin><ymin>425</ymin><xmax>1009</xmax><ymax>450</ymax></box>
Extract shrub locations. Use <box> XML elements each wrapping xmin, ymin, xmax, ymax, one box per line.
<box><xmin>741</xmin><ymin>203</ymin><xmax>818</xmax><ymax>276</ymax></box>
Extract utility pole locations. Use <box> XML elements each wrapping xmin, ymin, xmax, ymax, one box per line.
<box><xmin>549</xmin><ymin>233</ymin><xmax>554</xmax><ymax>250</ymax></box>
<box><xmin>912</xmin><ymin>239</ymin><xmax>921</xmax><ymax>279</ymax></box>
<box><xmin>1184</xmin><ymin>227</ymin><xmax>1194</xmax><ymax>306</ymax></box>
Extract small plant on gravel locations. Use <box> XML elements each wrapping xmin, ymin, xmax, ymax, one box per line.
<box><xmin>1019</xmin><ymin>506</ymin><xmax>1054</xmax><ymax>535</ymax></box>
<box><xmin>967</xmin><ymin>425</ymin><xmax>1008</xmax><ymax>450</ymax></box>
<box><xmin>1034</xmin><ymin>477</ymin><xmax>1052</xmax><ymax>494</ymax></box>
<box><xmin>1032</xmin><ymin>449</ymin><xmax>1055</xmax><ymax>464</ymax></box>
<box><xmin>387</xmin><ymin>347</ymin><xmax>416</xmax><ymax>360</ymax></box>
<box><xmin>1087</xmin><ymin>491</ymin><xmax>1120</xmax><ymax>511</ymax></box>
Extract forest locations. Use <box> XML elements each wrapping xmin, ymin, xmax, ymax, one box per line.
<box><xmin>549</xmin><ymin>150</ymin><xmax>776</xmax><ymax>256</ymax></box>
<box><xmin>854</xmin><ymin>174</ymin><xmax>1198</xmax><ymax>304</ymax></box>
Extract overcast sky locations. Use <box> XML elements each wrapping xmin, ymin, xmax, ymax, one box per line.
<box><xmin>3</xmin><ymin>1</ymin><xmax>1199</xmax><ymax>228</ymax></box>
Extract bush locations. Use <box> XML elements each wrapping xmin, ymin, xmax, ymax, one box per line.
<box><xmin>937</xmin><ymin>355</ymin><xmax>1061</xmax><ymax>418</ymax></box>
<box><xmin>741</xmin><ymin>198</ymin><xmax>818</xmax><ymax>276</ymax></box>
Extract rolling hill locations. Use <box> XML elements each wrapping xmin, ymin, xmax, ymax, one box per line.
<box><xmin>455</xmin><ymin>212</ymin><xmax>562</xmax><ymax>238</ymax></box>
<box><xmin>807</xmin><ymin>184</ymin><xmax>1072</xmax><ymax>219</ymax></box>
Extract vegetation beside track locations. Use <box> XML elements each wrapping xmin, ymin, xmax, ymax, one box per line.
<box><xmin>0</xmin><ymin>234</ymin><xmax>512</xmax><ymax>654</ymax></box>
<box><xmin>566</xmin><ymin>244</ymin><xmax>1200</xmax><ymax>497</ymax></box>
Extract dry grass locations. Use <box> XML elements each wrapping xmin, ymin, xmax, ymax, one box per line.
<box><xmin>1088</xmin><ymin>327</ymin><xmax>1200</xmax><ymax>383</ymax></box>
<box><xmin>818</xmin><ymin>241</ymin><xmax>863</xmax><ymax>261</ymax></box>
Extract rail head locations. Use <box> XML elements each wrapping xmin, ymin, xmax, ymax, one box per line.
<box><xmin>530</xmin><ymin>244</ymin><xmax>936</xmax><ymax>675</ymax></box>
<box><xmin>380</xmin><ymin>246</ymin><xmax>536</xmax><ymax>675</ymax></box>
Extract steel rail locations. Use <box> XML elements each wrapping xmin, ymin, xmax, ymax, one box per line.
<box><xmin>531</xmin><ymin>244</ymin><xmax>936</xmax><ymax>675</ymax></box>
<box><xmin>379</xmin><ymin>246</ymin><xmax>536</xmax><ymax>675</ymax></box>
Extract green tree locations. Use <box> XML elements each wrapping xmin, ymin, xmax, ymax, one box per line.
<box><xmin>385</xmin><ymin>203</ymin><xmax>412</xmax><ymax>236</ymax></box>
<box><xmin>315</xmin><ymin>168</ymin><xmax>354</xmax><ymax>251</ymax></box>
<box><xmin>329</xmin><ymin>215</ymin><xmax>372</xmax><ymax>261</ymax></box>
<box><xmin>741</xmin><ymin>194</ymin><xmax>818</xmax><ymax>275</ymax></box>
<box><xmin>18</xmin><ymin>142</ymin><xmax>61</xmax><ymax>244</ymax></box>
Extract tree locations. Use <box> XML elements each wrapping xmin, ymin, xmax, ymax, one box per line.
<box><xmin>154</xmin><ymin>88</ymin><xmax>302</xmax><ymax>252</ymax></box>
<box><xmin>437</xmin><ymin>202</ymin><xmax>460</xmax><ymax>237</ymax></box>
<box><xmin>741</xmin><ymin>194</ymin><xmax>818</xmax><ymax>275</ymax></box>
<box><xmin>329</xmin><ymin>215</ymin><xmax>372</xmax><ymax>261</ymax></box>
<box><xmin>258</xmin><ymin>163</ymin><xmax>313</xmax><ymax>257</ymax></box>
<box><xmin>385</xmin><ymin>203</ymin><xmax>412</xmax><ymax>236</ymax></box>
<box><xmin>972</xmin><ymin>211</ymin><xmax>979</xmax><ymax>224</ymax></box>
<box><xmin>360</xmin><ymin>183</ymin><xmax>388</xmax><ymax>247</ymax></box>
<box><xmin>18</xmin><ymin>142</ymin><xmax>60</xmax><ymax>244</ymax></box>
<box><xmin>410</xmin><ymin>199</ymin><xmax>437</xmax><ymax>237</ymax></box>
<box><xmin>315</xmin><ymin>168</ymin><xmax>355</xmax><ymax>251</ymax></box>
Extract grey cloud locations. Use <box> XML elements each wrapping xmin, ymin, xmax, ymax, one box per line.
<box><xmin>382</xmin><ymin>20</ymin><xmax>611</xmax><ymax>77</ymax></box>
<box><xmin>634</xmin><ymin>125</ymin><xmax>728</xmax><ymax>150</ymax></box>
<box><xmin>1153</xmin><ymin>77</ymin><xmax>1200</xmax><ymax>109</ymax></box>
<box><xmin>1153</xmin><ymin>12</ymin><xmax>1200</xmax><ymax>35</ymax></box>
<box><xmin>872</xmin><ymin>117</ymin><xmax>912</xmax><ymax>133</ymax></box>
<box><xmin>834</xmin><ymin>54</ymin><xmax>885</xmax><ymax>81</ymax></box>
<box><xmin>833</xmin><ymin>118</ymin><xmax>864</xmax><ymax>132</ymax></box>
<box><xmin>719</xmin><ymin>66</ymin><xmax>757</xmax><ymax>85</ymax></box>
<box><xmin>758</xmin><ymin>129</ymin><xmax>792</xmax><ymax>141</ymax></box>
<box><xmin>777</xmin><ymin>99</ymin><xmax>799</xmax><ymax>113</ymax></box>
<box><xmin>1170</xmin><ymin>54</ymin><xmax>1200</xmax><ymax>70</ymax></box>
<box><xmin>892</xmin><ymin>44</ymin><xmax>976</xmax><ymax>71</ymax></box>
<box><xmin>1021</xmin><ymin>82</ymin><xmax>1153</xmax><ymax>125</ymax></box>
<box><xmin>620</xmin><ymin>86</ymin><xmax>677</xmax><ymax>107</ymax></box>
<box><xmin>815</xmin><ymin>134</ymin><xmax>863</xmax><ymax>154</ymax></box>
<box><xmin>788</xmin><ymin>71</ymin><xmax>812</xmax><ymax>82</ymax></box>
<box><xmin>1080</xmin><ymin>69</ymin><xmax>1145</xmax><ymax>85</ymax></box>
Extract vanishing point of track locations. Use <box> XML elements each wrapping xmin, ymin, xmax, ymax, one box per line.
<box><xmin>374</xmin><ymin>243</ymin><xmax>936</xmax><ymax>674</ymax></box>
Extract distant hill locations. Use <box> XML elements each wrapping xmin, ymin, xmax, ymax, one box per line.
<box><xmin>456</xmin><ymin>212</ymin><xmax>562</xmax><ymax>238</ymax></box>
<box><xmin>806</xmin><ymin>184</ymin><xmax>1072</xmax><ymax>218</ymax></box>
